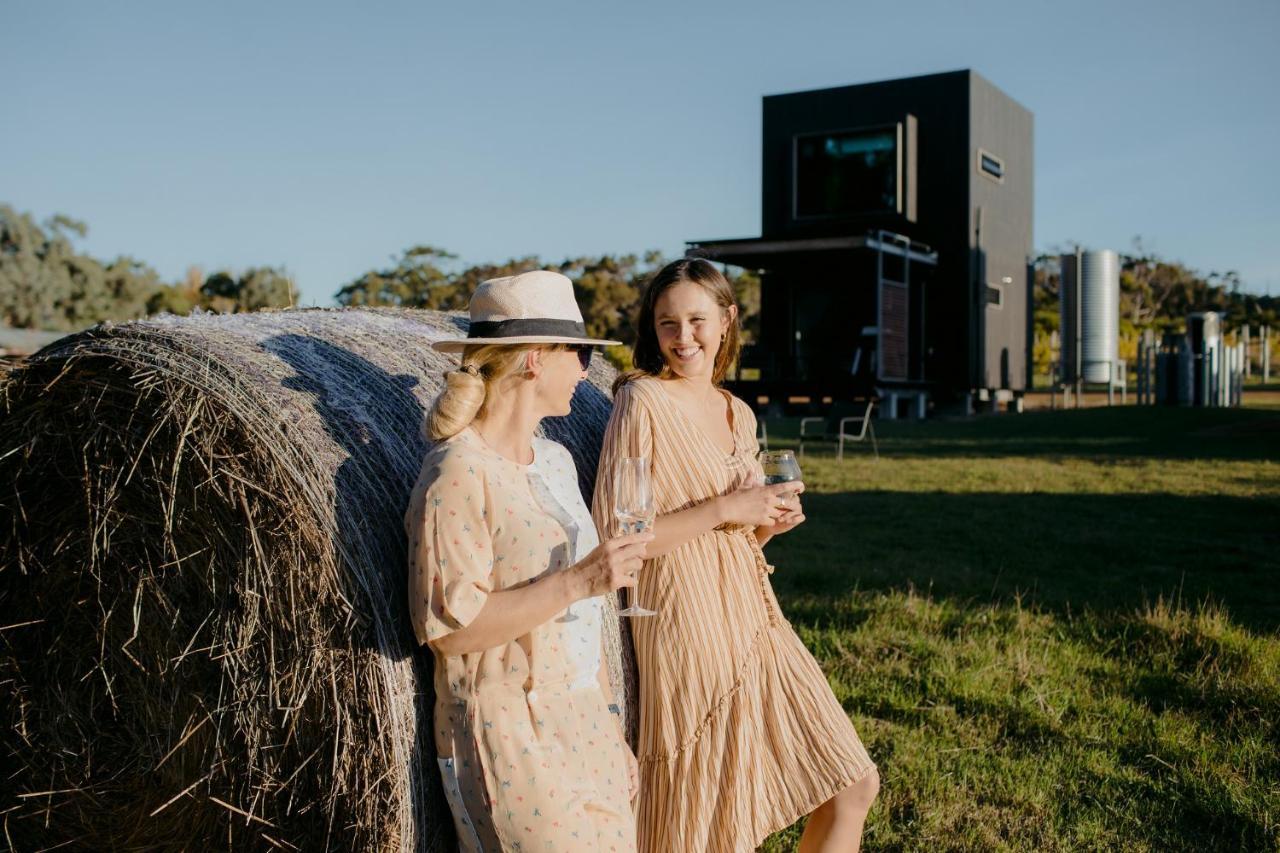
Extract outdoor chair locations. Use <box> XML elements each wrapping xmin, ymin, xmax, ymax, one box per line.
<box><xmin>798</xmin><ymin>398</ymin><xmax>878</xmax><ymax>460</ymax></box>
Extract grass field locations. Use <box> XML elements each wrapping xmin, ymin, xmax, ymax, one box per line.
<box><xmin>755</xmin><ymin>403</ymin><xmax>1280</xmax><ymax>851</ymax></box>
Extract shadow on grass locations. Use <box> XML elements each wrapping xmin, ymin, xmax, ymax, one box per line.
<box><xmin>769</xmin><ymin>491</ymin><xmax>1280</xmax><ymax>632</ymax></box>
<box><xmin>757</xmin><ymin>409</ymin><xmax>1280</xmax><ymax>850</ymax></box>
<box><xmin>771</xmin><ymin>489</ymin><xmax>1280</xmax><ymax>846</ymax></box>
<box><xmin>1071</xmin><ymin>760</ymin><xmax>1275</xmax><ymax>852</ymax></box>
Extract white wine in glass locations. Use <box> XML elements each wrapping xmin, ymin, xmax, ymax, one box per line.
<box><xmin>757</xmin><ymin>448</ymin><xmax>798</xmax><ymax>514</ymax></box>
<box><xmin>758</xmin><ymin>450</ymin><xmax>802</xmax><ymax>496</ymax></box>
<box><xmin>614</xmin><ymin>456</ymin><xmax>657</xmax><ymax>617</ymax></box>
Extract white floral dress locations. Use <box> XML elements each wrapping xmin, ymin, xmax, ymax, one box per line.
<box><xmin>407</xmin><ymin>427</ymin><xmax>635</xmax><ymax>852</ymax></box>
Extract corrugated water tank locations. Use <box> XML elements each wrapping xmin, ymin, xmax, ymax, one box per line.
<box><xmin>1060</xmin><ymin>249</ymin><xmax>1119</xmax><ymax>384</ymax></box>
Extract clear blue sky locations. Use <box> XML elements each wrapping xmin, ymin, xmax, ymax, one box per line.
<box><xmin>5</xmin><ymin>0</ymin><xmax>1278</xmax><ymax>305</ymax></box>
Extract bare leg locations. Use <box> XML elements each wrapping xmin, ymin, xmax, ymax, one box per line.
<box><xmin>796</xmin><ymin>769</ymin><xmax>879</xmax><ymax>853</ymax></box>
<box><xmin>796</xmin><ymin>799</ymin><xmax>833</xmax><ymax>853</ymax></box>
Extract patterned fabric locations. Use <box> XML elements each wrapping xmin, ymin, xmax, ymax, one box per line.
<box><xmin>527</xmin><ymin>438</ymin><xmax>604</xmax><ymax>682</ymax></box>
<box><xmin>407</xmin><ymin>427</ymin><xmax>636</xmax><ymax>852</ymax></box>
<box><xmin>592</xmin><ymin>377</ymin><xmax>876</xmax><ymax>853</ymax></box>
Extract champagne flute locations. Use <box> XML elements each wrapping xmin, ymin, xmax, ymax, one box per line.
<box><xmin>614</xmin><ymin>456</ymin><xmax>657</xmax><ymax>617</ymax></box>
<box><xmin>556</xmin><ymin>537</ymin><xmax>580</xmax><ymax>623</ymax></box>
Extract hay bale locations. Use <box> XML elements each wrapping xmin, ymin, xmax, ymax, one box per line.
<box><xmin>0</xmin><ymin>308</ymin><xmax>633</xmax><ymax>851</ymax></box>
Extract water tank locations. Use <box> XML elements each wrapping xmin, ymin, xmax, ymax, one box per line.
<box><xmin>1060</xmin><ymin>249</ymin><xmax>1119</xmax><ymax>384</ymax></box>
<box><xmin>1188</xmin><ymin>311</ymin><xmax>1223</xmax><ymax>406</ymax></box>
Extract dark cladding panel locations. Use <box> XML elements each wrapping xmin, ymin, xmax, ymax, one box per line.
<box><xmin>969</xmin><ymin>72</ymin><xmax>1034</xmax><ymax>390</ymax></box>
<box><xmin>704</xmin><ymin>70</ymin><xmax>1034</xmax><ymax>405</ymax></box>
<box><xmin>762</xmin><ymin>71</ymin><xmax>969</xmax><ymax>243</ymax></box>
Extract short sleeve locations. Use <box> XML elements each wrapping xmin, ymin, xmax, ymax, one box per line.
<box><xmin>733</xmin><ymin>394</ymin><xmax>766</xmax><ymax>487</ymax></box>
<box><xmin>407</xmin><ymin>452</ymin><xmax>493</xmax><ymax>646</ymax></box>
<box><xmin>733</xmin><ymin>395</ymin><xmax>761</xmax><ymax>455</ymax></box>
<box><xmin>592</xmin><ymin>381</ymin><xmax>655</xmax><ymax>540</ymax></box>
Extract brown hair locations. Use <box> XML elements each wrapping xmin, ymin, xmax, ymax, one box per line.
<box><xmin>614</xmin><ymin>258</ymin><xmax>741</xmax><ymax>394</ymax></box>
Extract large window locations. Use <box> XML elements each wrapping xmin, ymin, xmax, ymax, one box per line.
<box><xmin>794</xmin><ymin>126</ymin><xmax>900</xmax><ymax>218</ymax></box>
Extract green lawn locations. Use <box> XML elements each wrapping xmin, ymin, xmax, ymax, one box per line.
<box><xmin>756</xmin><ymin>405</ymin><xmax>1280</xmax><ymax>851</ymax></box>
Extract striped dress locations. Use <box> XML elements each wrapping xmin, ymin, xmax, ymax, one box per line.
<box><xmin>592</xmin><ymin>377</ymin><xmax>876</xmax><ymax>853</ymax></box>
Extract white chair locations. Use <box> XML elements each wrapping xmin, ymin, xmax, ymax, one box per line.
<box><xmin>799</xmin><ymin>399</ymin><xmax>878</xmax><ymax>460</ymax></box>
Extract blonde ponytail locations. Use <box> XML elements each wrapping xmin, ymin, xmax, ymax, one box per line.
<box><xmin>425</xmin><ymin>344</ymin><xmax>537</xmax><ymax>440</ymax></box>
<box><xmin>426</xmin><ymin>365</ymin><xmax>486</xmax><ymax>440</ymax></box>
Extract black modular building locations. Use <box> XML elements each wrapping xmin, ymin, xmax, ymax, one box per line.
<box><xmin>689</xmin><ymin>69</ymin><xmax>1034</xmax><ymax>415</ymax></box>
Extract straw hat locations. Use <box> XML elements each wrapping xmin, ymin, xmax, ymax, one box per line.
<box><xmin>431</xmin><ymin>270</ymin><xmax>622</xmax><ymax>353</ymax></box>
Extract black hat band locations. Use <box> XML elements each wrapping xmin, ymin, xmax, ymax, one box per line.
<box><xmin>467</xmin><ymin>318</ymin><xmax>588</xmax><ymax>339</ymax></box>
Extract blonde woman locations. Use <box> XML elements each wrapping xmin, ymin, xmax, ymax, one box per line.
<box><xmin>594</xmin><ymin>259</ymin><xmax>878</xmax><ymax>852</ymax></box>
<box><xmin>407</xmin><ymin>271</ymin><xmax>649</xmax><ymax>852</ymax></box>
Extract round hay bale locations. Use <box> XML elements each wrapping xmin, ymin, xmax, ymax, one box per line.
<box><xmin>0</xmin><ymin>308</ymin><xmax>634</xmax><ymax>851</ymax></box>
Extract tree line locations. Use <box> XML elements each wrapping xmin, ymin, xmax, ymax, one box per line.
<box><xmin>0</xmin><ymin>205</ymin><xmax>760</xmax><ymax>370</ymax></box>
<box><xmin>0</xmin><ymin>205</ymin><xmax>296</xmax><ymax>331</ymax></box>
<box><xmin>332</xmin><ymin>245</ymin><xmax>760</xmax><ymax>369</ymax></box>
<box><xmin>1030</xmin><ymin>243</ymin><xmax>1277</xmax><ymax>376</ymax></box>
<box><xmin>3</xmin><ymin>204</ymin><xmax>1272</xmax><ymax>376</ymax></box>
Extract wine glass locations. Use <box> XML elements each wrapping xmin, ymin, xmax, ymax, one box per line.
<box><xmin>614</xmin><ymin>456</ymin><xmax>657</xmax><ymax>617</ymax></box>
<box><xmin>556</xmin><ymin>536</ymin><xmax>580</xmax><ymax>623</ymax></box>
<box><xmin>758</xmin><ymin>449</ymin><xmax>802</xmax><ymax>499</ymax></box>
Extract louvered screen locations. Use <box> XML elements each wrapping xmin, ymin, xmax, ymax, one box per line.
<box><xmin>879</xmin><ymin>281</ymin><xmax>909</xmax><ymax>380</ymax></box>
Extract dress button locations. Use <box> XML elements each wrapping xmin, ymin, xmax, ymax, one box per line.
<box><xmin>527</xmin><ymin>690</ymin><xmax>539</xmax><ymax>702</ymax></box>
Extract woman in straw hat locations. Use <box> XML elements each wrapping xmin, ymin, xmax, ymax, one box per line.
<box><xmin>593</xmin><ymin>258</ymin><xmax>878</xmax><ymax>852</ymax></box>
<box><xmin>406</xmin><ymin>270</ymin><xmax>649</xmax><ymax>852</ymax></box>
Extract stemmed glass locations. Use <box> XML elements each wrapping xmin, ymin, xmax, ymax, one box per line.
<box><xmin>556</xmin><ymin>541</ymin><xmax>580</xmax><ymax>623</ymax></box>
<box><xmin>614</xmin><ymin>456</ymin><xmax>657</xmax><ymax>617</ymax></box>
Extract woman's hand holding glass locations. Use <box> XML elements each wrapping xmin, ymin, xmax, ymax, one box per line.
<box><xmin>754</xmin><ymin>450</ymin><xmax>805</xmax><ymax>536</ymax></box>
<box><xmin>768</xmin><ymin>491</ymin><xmax>806</xmax><ymax>535</ymax></box>
<box><xmin>717</xmin><ymin>479</ymin><xmax>806</xmax><ymax>528</ymax></box>
<box><xmin>569</xmin><ymin>532</ymin><xmax>652</xmax><ymax>599</ymax></box>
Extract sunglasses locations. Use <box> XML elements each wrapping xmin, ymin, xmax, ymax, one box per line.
<box><xmin>569</xmin><ymin>344</ymin><xmax>593</xmax><ymax>370</ymax></box>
